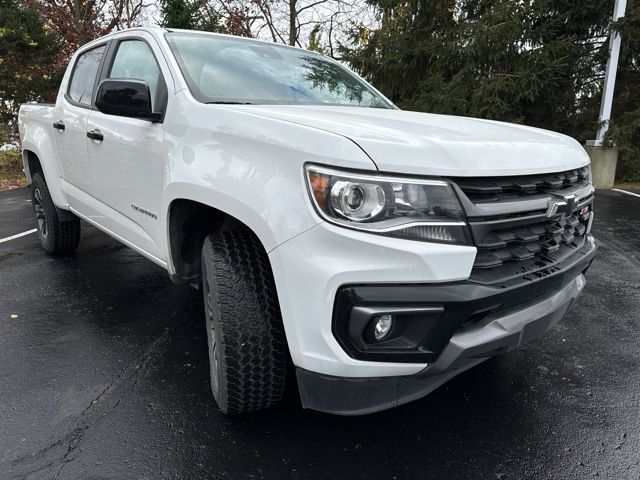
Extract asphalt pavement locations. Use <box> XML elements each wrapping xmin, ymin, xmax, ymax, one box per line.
<box><xmin>1</xmin><ymin>187</ymin><xmax>639</xmax><ymax>480</ymax></box>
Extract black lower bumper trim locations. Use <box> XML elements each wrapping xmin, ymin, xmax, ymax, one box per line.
<box><xmin>296</xmin><ymin>360</ymin><xmax>486</xmax><ymax>416</ymax></box>
<box><xmin>332</xmin><ymin>237</ymin><xmax>597</xmax><ymax>363</ymax></box>
<box><xmin>299</xmin><ymin>268</ymin><xmax>585</xmax><ymax>415</ymax></box>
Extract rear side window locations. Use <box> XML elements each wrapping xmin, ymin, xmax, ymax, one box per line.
<box><xmin>108</xmin><ymin>40</ymin><xmax>164</xmax><ymax>111</ymax></box>
<box><xmin>68</xmin><ymin>45</ymin><xmax>105</xmax><ymax>105</ymax></box>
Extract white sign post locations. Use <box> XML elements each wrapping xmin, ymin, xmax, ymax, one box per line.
<box><xmin>587</xmin><ymin>0</ymin><xmax>628</xmax><ymax>147</ymax></box>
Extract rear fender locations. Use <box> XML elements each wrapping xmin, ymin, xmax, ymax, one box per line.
<box><xmin>21</xmin><ymin>134</ymin><xmax>69</xmax><ymax>210</ymax></box>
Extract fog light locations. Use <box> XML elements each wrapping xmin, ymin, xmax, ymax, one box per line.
<box><xmin>373</xmin><ymin>314</ymin><xmax>393</xmax><ymax>341</ymax></box>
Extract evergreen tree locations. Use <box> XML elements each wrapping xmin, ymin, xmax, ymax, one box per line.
<box><xmin>0</xmin><ymin>0</ymin><xmax>63</xmax><ymax>127</ymax></box>
<box><xmin>160</xmin><ymin>0</ymin><xmax>221</xmax><ymax>32</ymax></box>
<box><xmin>345</xmin><ymin>0</ymin><xmax>640</xmax><ymax>181</ymax></box>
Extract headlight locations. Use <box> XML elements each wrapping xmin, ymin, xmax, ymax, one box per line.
<box><xmin>305</xmin><ymin>165</ymin><xmax>471</xmax><ymax>244</ymax></box>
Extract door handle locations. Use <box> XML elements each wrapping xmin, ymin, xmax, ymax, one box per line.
<box><xmin>86</xmin><ymin>129</ymin><xmax>103</xmax><ymax>142</ymax></box>
<box><xmin>53</xmin><ymin>121</ymin><xmax>65</xmax><ymax>131</ymax></box>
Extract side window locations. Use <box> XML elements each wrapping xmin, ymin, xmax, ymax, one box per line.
<box><xmin>108</xmin><ymin>40</ymin><xmax>165</xmax><ymax>111</ymax></box>
<box><xmin>68</xmin><ymin>45</ymin><xmax>105</xmax><ymax>105</ymax></box>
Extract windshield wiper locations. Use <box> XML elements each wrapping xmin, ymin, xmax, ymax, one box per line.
<box><xmin>207</xmin><ymin>101</ymin><xmax>254</xmax><ymax>105</ymax></box>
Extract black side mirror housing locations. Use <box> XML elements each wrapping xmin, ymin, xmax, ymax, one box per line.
<box><xmin>95</xmin><ymin>79</ymin><xmax>162</xmax><ymax>122</ymax></box>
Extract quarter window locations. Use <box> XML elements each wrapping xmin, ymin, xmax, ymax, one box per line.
<box><xmin>108</xmin><ymin>40</ymin><xmax>163</xmax><ymax>111</ymax></box>
<box><xmin>68</xmin><ymin>45</ymin><xmax>105</xmax><ymax>105</ymax></box>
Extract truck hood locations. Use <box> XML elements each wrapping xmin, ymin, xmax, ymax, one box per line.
<box><xmin>232</xmin><ymin>105</ymin><xmax>590</xmax><ymax>177</ymax></box>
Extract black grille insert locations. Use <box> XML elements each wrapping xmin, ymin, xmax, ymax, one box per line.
<box><xmin>455</xmin><ymin>166</ymin><xmax>590</xmax><ymax>203</ymax></box>
<box><xmin>472</xmin><ymin>208</ymin><xmax>590</xmax><ymax>271</ymax></box>
<box><xmin>450</xmin><ymin>168</ymin><xmax>594</xmax><ymax>286</ymax></box>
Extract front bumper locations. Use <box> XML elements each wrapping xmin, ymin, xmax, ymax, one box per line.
<box><xmin>268</xmin><ymin>221</ymin><xmax>478</xmax><ymax>378</ymax></box>
<box><xmin>331</xmin><ymin>235</ymin><xmax>596</xmax><ymax>365</ymax></box>
<box><xmin>269</xmin><ymin>212</ymin><xmax>595</xmax><ymax>414</ymax></box>
<box><xmin>297</xmin><ymin>270</ymin><xmax>589</xmax><ymax>415</ymax></box>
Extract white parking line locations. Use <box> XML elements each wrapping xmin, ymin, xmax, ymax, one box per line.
<box><xmin>612</xmin><ymin>188</ymin><xmax>640</xmax><ymax>199</ymax></box>
<box><xmin>0</xmin><ymin>228</ymin><xmax>37</xmax><ymax>244</ymax></box>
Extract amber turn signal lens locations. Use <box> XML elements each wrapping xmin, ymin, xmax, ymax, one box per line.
<box><xmin>308</xmin><ymin>171</ymin><xmax>329</xmax><ymax>210</ymax></box>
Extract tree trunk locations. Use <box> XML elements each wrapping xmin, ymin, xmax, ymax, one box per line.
<box><xmin>289</xmin><ymin>0</ymin><xmax>296</xmax><ymax>46</ymax></box>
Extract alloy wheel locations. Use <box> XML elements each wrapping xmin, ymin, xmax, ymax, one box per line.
<box><xmin>33</xmin><ymin>187</ymin><xmax>47</xmax><ymax>240</ymax></box>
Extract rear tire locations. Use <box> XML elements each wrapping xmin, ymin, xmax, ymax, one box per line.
<box><xmin>31</xmin><ymin>173</ymin><xmax>80</xmax><ymax>254</ymax></box>
<box><xmin>201</xmin><ymin>230</ymin><xmax>287</xmax><ymax>415</ymax></box>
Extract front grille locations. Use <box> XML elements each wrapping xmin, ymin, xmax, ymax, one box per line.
<box><xmin>455</xmin><ymin>166</ymin><xmax>590</xmax><ymax>203</ymax></box>
<box><xmin>473</xmin><ymin>208</ymin><xmax>590</xmax><ymax>269</ymax></box>
<box><xmin>469</xmin><ymin>206</ymin><xmax>592</xmax><ymax>284</ymax></box>
<box><xmin>451</xmin><ymin>168</ymin><xmax>594</xmax><ymax>286</ymax></box>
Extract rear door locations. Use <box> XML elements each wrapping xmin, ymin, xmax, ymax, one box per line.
<box><xmin>84</xmin><ymin>32</ymin><xmax>169</xmax><ymax>261</ymax></box>
<box><xmin>53</xmin><ymin>43</ymin><xmax>107</xmax><ymax>193</ymax></box>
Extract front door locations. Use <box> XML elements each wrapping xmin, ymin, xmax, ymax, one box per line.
<box><xmin>85</xmin><ymin>35</ymin><xmax>169</xmax><ymax>261</ymax></box>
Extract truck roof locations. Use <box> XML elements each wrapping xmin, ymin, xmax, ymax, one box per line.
<box><xmin>79</xmin><ymin>27</ymin><xmax>313</xmax><ymax>56</ymax></box>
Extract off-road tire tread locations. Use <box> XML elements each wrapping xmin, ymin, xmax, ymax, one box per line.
<box><xmin>31</xmin><ymin>173</ymin><xmax>80</xmax><ymax>254</ymax></box>
<box><xmin>202</xmin><ymin>230</ymin><xmax>287</xmax><ymax>414</ymax></box>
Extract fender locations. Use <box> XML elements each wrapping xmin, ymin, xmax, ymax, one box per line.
<box><xmin>21</xmin><ymin>135</ymin><xmax>70</xmax><ymax>211</ymax></box>
<box><xmin>160</xmin><ymin>102</ymin><xmax>378</xmax><ymax>276</ymax></box>
<box><xmin>162</xmin><ymin>179</ymin><xmax>321</xmax><ymax>276</ymax></box>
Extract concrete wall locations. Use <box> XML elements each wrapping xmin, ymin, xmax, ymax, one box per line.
<box><xmin>585</xmin><ymin>146</ymin><xmax>618</xmax><ymax>189</ymax></box>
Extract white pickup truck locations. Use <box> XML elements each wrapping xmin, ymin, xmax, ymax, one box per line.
<box><xmin>18</xmin><ymin>27</ymin><xmax>597</xmax><ymax>415</ymax></box>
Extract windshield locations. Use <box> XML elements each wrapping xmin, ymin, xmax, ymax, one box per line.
<box><xmin>165</xmin><ymin>32</ymin><xmax>393</xmax><ymax>108</ymax></box>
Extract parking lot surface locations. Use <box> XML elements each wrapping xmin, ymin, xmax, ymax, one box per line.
<box><xmin>1</xmin><ymin>187</ymin><xmax>639</xmax><ymax>480</ymax></box>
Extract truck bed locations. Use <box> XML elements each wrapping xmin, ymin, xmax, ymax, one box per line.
<box><xmin>18</xmin><ymin>103</ymin><xmax>56</xmax><ymax>186</ymax></box>
<box><xmin>19</xmin><ymin>103</ymin><xmax>55</xmax><ymax>124</ymax></box>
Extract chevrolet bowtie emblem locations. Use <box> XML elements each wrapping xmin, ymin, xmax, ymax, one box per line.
<box><xmin>546</xmin><ymin>194</ymin><xmax>577</xmax><ymax>218</ymax></box>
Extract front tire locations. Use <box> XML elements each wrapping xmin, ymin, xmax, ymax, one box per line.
<box><xmin>201</xmin><ymin>230</ymin><xmax>287</xmax><ymax>415</ymax></box>
<box><xmin>31</xmin><ymin>173</ymin><xmax>80</xmax><ymax>254</ymax></box>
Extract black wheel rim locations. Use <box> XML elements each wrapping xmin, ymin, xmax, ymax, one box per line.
<box><xmin>33</xmin><ymin>187</ymin><xmax>47</xmax><ymax>240</ymax></box>
<box><xmin>203</xmin><ymin>270</ymin><xmax>220</xmax><ymax>393</ymax></box>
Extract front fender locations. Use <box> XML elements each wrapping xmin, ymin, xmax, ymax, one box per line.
<box><xmin>161</xmin><ymin>101</ymin><xmax>379</xmax><ymax>268</ymax></box>
<box><xmin>163</xmin><ymin>171</ymin><xmax>320</xmax><ymax>260</ymax></box>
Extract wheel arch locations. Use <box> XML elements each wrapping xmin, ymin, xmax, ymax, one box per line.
<box><xmin>22</xmin><ymin>149</ymin><xmax>43</xmax><ymax>184</ymax></box>
<box><xmin>20</xmin><ymin>117</ymin><xmax>61</xmax><ymax>184</ymax></box>
<box><xmin>21</xmin><ymin>134</ymin><xmax>69</xmax><ymax>210</ymax></box>
<box><xmin>165</xmin><ymin>192</ymin><xmax>276</xmax><ymax>287</ymax></box>
<box><xmin>22</xmin><ymin>148</ymin><xmax>76</xmax><ymax>221</ymax></box>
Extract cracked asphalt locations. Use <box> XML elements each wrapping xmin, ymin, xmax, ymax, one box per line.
<box><xmin>1</xmin><ymin>187</ymin><xmax>639</xmax><ymax>480</ymax></box>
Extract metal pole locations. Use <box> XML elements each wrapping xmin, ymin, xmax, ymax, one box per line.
<box><xmin>589</xmin><ymin>0</ymin><xmax>627</xmax><ymax>146</ymax></box>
